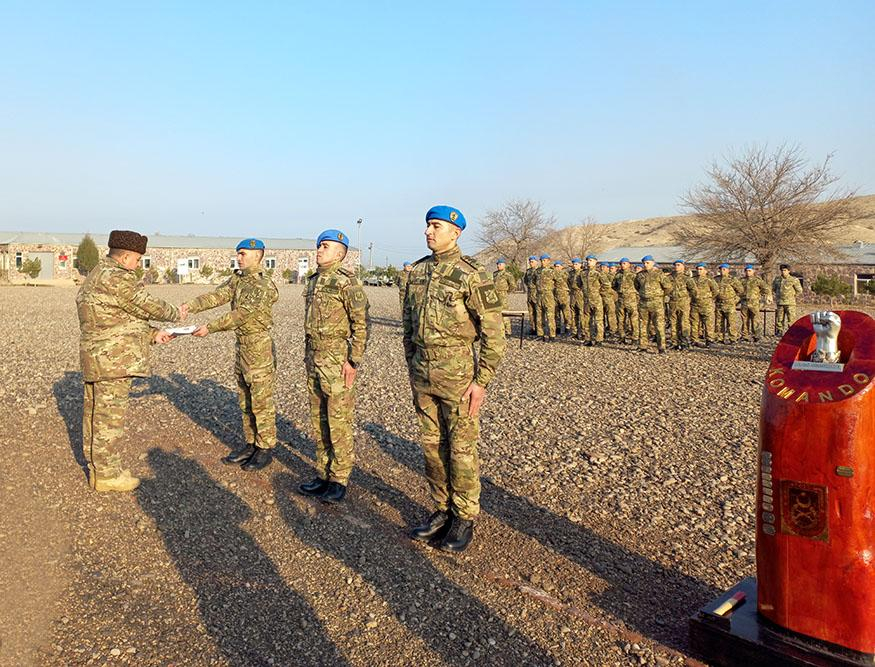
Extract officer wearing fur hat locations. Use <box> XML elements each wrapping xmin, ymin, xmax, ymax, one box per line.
<box><xmin>523</xmin><ymin>256</ymin><xmax>539</xmax><ymax>335</ymax></box>
<box><xmin>493</xmin><ymin>258</ymin><xmax>515</xmax><ymax>335</ymax></box>
<box><xmin>185</xmin><ymin>238</ymin><xmax>279</xmax><ymax>471</ymax></box>
<box><xmin>404</xmin><ymin>205</ymin><xmax>506</xmax><ymax>553</ymax></box>
<box><xmin>76</xmin><ymin>230</ymin><xmax>180</xmax><ymax>492</ymax></box>
<box><xmin>297</xmin><ymin>230</ymin><xmax>369</xmax><ymax>503</ymax></box>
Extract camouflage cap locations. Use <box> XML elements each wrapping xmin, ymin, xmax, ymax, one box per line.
<box><xmin>108</xmin><ymin>230</ymin><xmax>148</xmax><ymax>254</ymax></box>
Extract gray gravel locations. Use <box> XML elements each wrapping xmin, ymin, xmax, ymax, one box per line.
<box><xmin>3</xmin><ymin>283</ymin><xmax>869</xmax><ymax>666</ymax></box>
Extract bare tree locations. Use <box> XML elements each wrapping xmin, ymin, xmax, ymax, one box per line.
<box><xmin>676</xmin><ymin>144</ymin><xmax>861</xmax><ymax>278</ymax></box>
<box><xmin>551</xmin><ymin>216</ymin><xmax>607</xmax><ymax>261</ymax></box>
<box><xmin>476</xmin><ymin>199</ymin><xmax>556</xmax><ymax>268</ymax></box>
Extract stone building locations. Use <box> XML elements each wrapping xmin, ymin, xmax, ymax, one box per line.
<box><xmin>0</xmin><ymin>232</ymin><xmax>361</xmax><ymax>283</ymax></box>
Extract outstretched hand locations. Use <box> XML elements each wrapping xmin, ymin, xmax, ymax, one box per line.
<box><xmin>192</xmin><ymin>325</ymin><xmax>210</xmax><ymax>337</ymax></box>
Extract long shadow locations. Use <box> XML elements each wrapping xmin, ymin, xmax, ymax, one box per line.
<box><xmin>369</xmin><ymin>315</ymin><xmax>403</xmax><ymax>329</ymax></box>
<box><xmin>272</xmin><ymin>471</ymin><xmax>557</xmax><ymax>666</ymax></box>
<box><xmin>363</xmin><ymin>421</ymin><xmax>721</xmax><ymax>651</ymax></box>
<box><xmin>137</xmin><ymin>449</ymin><xmax>345</xmax><ymax>666</ymax></box>
<box><xmin>52</xmin><ymin>371</ymin><xmax>87</xmax><ymax>472</ymax></box>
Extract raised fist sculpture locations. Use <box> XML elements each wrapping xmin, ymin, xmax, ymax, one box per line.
<box><xmin>810</xmin><ymin>311</ymin><xmax>842</xmax><ymax>363</ymax></box>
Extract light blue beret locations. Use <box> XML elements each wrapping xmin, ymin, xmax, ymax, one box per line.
<box><xmin>718</xmin><ymin>263</ymin><xmax>730</xmax><ymax>269</ymax></box>
<box><xmin>403</xmin><ymin>261</ymin><xmax>411</xmax><ymax>267</ymax></box>
<box><xmin>528</xmin><ymin>255</ymin><xmax>538</xmax><ymax>261</ymax></box>
<box><xmin>237</xmin><ymin>238</ymin><xmax>265</xmax><ymax>251</ymax></box>
<box><xmin>696</xmin><ymin>262</ymin><xmax>706</xmax><ymax>268</ymax></box>
<box><xmin>586</xmin><ymin>254</ymin><xmax>597</xmax><ymax>260</ymax></box>
<box><xmin>642</xmin><ymin>255</ymin><xmax>654</xmax><ymax>262</ymax></box>
<box><xmin>540</xmin><ymin>253</ymin><xmax>551</xmax><ymax>260</ymax></box>
<box><xmin>745</xmin><ymin>264</ymin><xmax>754</xmax><ymax>270</ymax></box>
<box><xmin>619</xmin><ymin>257</ymin><xmax>630</xmax><ymax>263</ymax></box>
<box><xmin>554</xmin><ymin>260</ymin><xmax>563</xmax><ymax>266</ymax></box>
<box><xmin>316</xmin><ymin>229</ymin><xmax>349</xmax><ymax>248</ymax></box>
<box><xmin>426</xmin><ymin>205</ymin><xmax>466</xmax><ymax>230</ymax></box>
<box><xmin>571</xmin><ymin>257</ymin><xmax>582</xmax><ymax>264</ymax></box>
<box><xmin>497</xmin><ymin>258</ymin><xmax>506</xmax><ymax>264</ymax></box>
<box><xmin>673</xmin><ymin>259</ymin><xmax>685</xmax><ymax>265</ymax></box>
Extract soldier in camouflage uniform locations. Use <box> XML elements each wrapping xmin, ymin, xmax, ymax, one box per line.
<box><xmin>582</xmin><ymin>255</ymin><xmax>604</xmax><ymax>345</ymax></box>
<box><xmin>691</xmin><ymin>263</ymin><xmax>718</xmax><ymax>346</ymax></box>
<box><xmin>77</xmin><ymin>230</ymin><xmax>179</xmax><ymax>492</ymax></box>
<box><xmin>613</xmin><ymin>258</ymin><xmax>639</xmax><ymax>344</ymax></box>
<box><xmin>772</xmin><ymin>264</ymin><xmax>803</xmax><ymax>335</ymax></box>
<box><xmin>405</xmin><ymin>205</ymin><xmax>506</xmax><ymax>553</ymax></box>
<box><xmin>536</xmin><ymin>254</ymin><xmax>556</xmax><ymax>341</ymax></box>
<box><xmin>715</xmin><ymin>263</ymin><xmax>743</xmax><ymax>344</ymax></box>
<box><xmin>187</xmin><ymin>238</ymin><xmax>279</xmax><ymax>471</ymax></box>
<box><xmin>568</xmin><ymin>258</ymin><xmax>586</xmax><ymax>339</ymax></box>
<box><xmin>492</xmin><ymin>258</ymin><xmax>516</xmax><ymax>335</ymax></box>
<box><xmin>739</xmin><ymin>264</ymin><xmax>770</xmax><ymax>342</ymax></box>
<box><xmin>297</xmin><ymin>229</ymin><xmax>369</xmax><ymax>503</ymax></box>
<box><xmin>668</xmin><ymin>260</ymin><xmax>696</xmax><ymax>350</ymax></box>
<box><xmin>635</xmin><ymin>255</ymin><xmax>672</xmax><ymax>353</ymax></box>
<box><xmin>553</xmin><ymin>260</ymin><xmax>570</xmax><ymax>336</ymax></box>
<box><xmin>398</xmin><ymin>261</ymin><xmax>412</xmax><ymax>311</ymax></box>
<box><xmin>599</xmin><ymin>262</ymin><xmax>618</xmax><ymax>337</ymax></box>
<box><xmin>523</xmin><ymin>256</ymin><xmax>540</xmax><ymax>335</ymax></box>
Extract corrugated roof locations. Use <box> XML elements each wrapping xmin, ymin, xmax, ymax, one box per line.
<box><xmin>0</xmin><ymin>231</ymin><xmax>357</xmax><ymax>251</ymax></box>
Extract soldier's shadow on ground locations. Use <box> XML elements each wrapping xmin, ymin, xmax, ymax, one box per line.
<box><xmin>363</xmin><ymin>421</ymin><xmax>721</xmax><ymax>653</ymax></box>
<box><xmin>369</xmin><ymin>315</ymin><xmax>403</xmax><ymax>329</ymax></box>
<box><xmin>52</xmin><ymin>371</ymin><xmax>88</xmax><ymax>474</ymax></box>
<box><xmin>137</xmin><ymin>449</ymin><xmax>346</xmax><ymax>666</ymax></box>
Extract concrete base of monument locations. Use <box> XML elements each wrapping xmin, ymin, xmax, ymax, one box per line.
<box><xmin>689</xmin><ymin>577</ymin><xmax>875</xmax><ymax>666</ymax></box>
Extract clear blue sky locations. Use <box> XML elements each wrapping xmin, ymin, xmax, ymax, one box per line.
<box><xmin>1</xmin><ymin>1</ymin><xmax>873</xmax><ymax>264</ymax></box>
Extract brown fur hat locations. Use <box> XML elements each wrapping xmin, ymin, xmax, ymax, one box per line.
<box><xmin>108</xmin><ymin>230</ymin><xmax>148</xmax><ymax>254</ymax></box>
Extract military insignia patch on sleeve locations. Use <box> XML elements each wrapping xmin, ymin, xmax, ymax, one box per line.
<box><xmin>477</xmin><ymin>284</ymin><xmax>501</xmax><ymax>310</ymax></box>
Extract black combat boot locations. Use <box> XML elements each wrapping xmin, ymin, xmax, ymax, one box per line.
<box><xmin>241</xmin><ymin>447</ymin><xmax>273</xmax><ymax>471</ymax></box>
<box><xmin>410</xmin><ymin>510</ymin><xmax>451</xmax><ymax>541</ymax></box>
<box><xmin>298</xmin><ymin>477</ymin><xmax>329</xmax><ymax>497</ymax></box>
<box><xmin>223</xmin><ymin>444</ymin><xmax>256</xmax><ymax>465</ymax></box>
<box><xmin>438</xmin><ymin>515</ymin><xmax>475</xmax><ymax>553</ymax></box>
<box><xmin>319</xmin><ymin>481</ymin><xmax>347</xmax><ymax>503</ymax></box>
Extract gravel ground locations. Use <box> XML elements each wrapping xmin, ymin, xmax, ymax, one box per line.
<box><xmin>3</xmin><ymin>284</ymin><xmax>871</xmax><ymax>667</ymax></box>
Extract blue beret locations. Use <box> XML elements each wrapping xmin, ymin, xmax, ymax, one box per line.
<box><xmin>673</xmin><ymin>259</ymin><xmax>685</xmax><ymax>265</ymax></box>
<box><xmin>642</xmin><ymin>255</ymin><xmax>654</xmax><ymax>262</ymax></box>
<box><xmin>554</xmin><ymin>260</ymin><xmax>563</xmax><ymax>266</ymax></box>
<box><xmin>528</xmin><ymin>255</ymin><xmax>538</xmax><ymax>261</ymax></box>
<box><xmin>585</xmin><ymin>254</ymin><xmax>597</xmax><ymax>260</ymax></box>
<box><xmin>745</xmin><ymin>264</ymin><xmax>754</xmax><ymax>270</ymax></box>
<box><xmin>237</xmin><ymin>238</ymin><xmax>265</xmax><ymax>251</ymax></box>
<box><xmin>540</xmin><ymin>253</ymin><xmax>550</xmax><ymax>260</ymax></box>
<box><xmin>718</xmin><ymin>263</ymin><xmax>730</xmax><ymax>269</ymax></box>
<box><xmin>316</xmin><ymin>229</ymin><xmax>349</xmax><ymax>248</ymax></box>
<box><xmin>497</xmin><ymin>258</ymin><xmax>506</xmax><ymax>264</ymax></box>
<box><xmin>619</xmin><ymin>257</ymin><xmax>630</xmax><ymax>263</ymax></box>
<box><xmin>696</xmin><ymin>262</ymin><xmax>706</xmax><ymax>268</ymax></box>
<box><xmin>635</xmin><ymin>263</ymin><xmax>644</xmax><ymax>267</ymax></box>
<box><xmin>403</xmin><ymin>261</ymin><xmax>411</xmax><ymax>267</ymax></box>
<box><xmin>426</xmin><ymin>205</ymin><xmax>466</xmax><ymax>230</ymax></box>
<box><xmin>571</xmin><ymin>257</ymin><xmax>581</xmax><ymax>264</ymax></box>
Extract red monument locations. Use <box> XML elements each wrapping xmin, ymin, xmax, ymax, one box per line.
<box><xmin>690</xmin><ymin>310</ymin><xmax>875</xmax><ymax>665</ymax></box>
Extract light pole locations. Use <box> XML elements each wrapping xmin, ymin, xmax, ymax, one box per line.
<box><xmin>368</xmin><ymin>242</ymin><xmax>373</xmax><ymax>271</ymax></box>
<box><xmin>356</xmin><ymin>218</ymin><xmax>362</xmax><ymax>273</ymax></box>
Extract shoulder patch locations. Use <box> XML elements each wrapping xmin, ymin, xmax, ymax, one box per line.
<box><xmin>477</xmin><ymin>283</ymin><xmax>502</xmax><ymax>310</ymax></box>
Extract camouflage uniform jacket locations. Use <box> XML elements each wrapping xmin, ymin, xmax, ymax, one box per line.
<box><xmin>613</xmin><ymin>269</ymin><xmax>639</xmax><ymax>304</ymax></box>
<box><xmin>553</xmin><ymin>270</ymin><xmax>569</xmax><ymax>299</ymax></box>
<box><xmin>740</xmin><ymin>276</ymin><xmax>769</xmax><ymax>306</ymax></box>
<box><xmin>403</xmin><ymin>246</ymin><xmax>506</xmax><ymax>387</ymax></box>
<box><xmin>598</xmin><ymin>271</ymin><xmax>614</xmax><ymax>300</ymax></box>
<box><xmin>305</xmin><ymin>262</ymin><xmax>369</xmax><ymax>365</ymax></box>
<box><xmin>582</xmin><ymin>269</ymin><xmax>603</xmax><ymax>303</ymax></box>
<box><xmin>77</xmin><ymin>256</ymin><xmax>180</xmax><ymax>382</ymax></box>
<box><xmin>692</xmin><ymin>275</ymin><xmax>719</xmax><ymax>303</ymax></box>
<box><xmin>635</xmin><ymin>268</ymin><xmax>673</xmax><ymax>302</ymax></box>
<box><xmin>569</xmin><ymin>268</ymin><xmax>584</xmax><ymax>296</ymax></box>
<box><xmin>536</xmin><ymin>266</ymin><xmax>556</xmax><ymax>298</ymax></box>
<box><xmin>772</xmin><ymin>275</ymin><xmax>803</xmax><ymax>305</ymax></box>
<box><xmin>668</xmin><ymin>272</ymin><xmax>696</xmax><ymax>305</ymax></box>
<box><xmin>397</xmin><ymin>271</ymin><xmax>410</xmax><ymax>296</ymax></box>
<box><xmin>715</xmin><ymin>275</ymin><xmax>743</xmax><ymax>307</ymax></box>
<box><xmin>492</xmin><ymin>269</ymin><xmax>516</xmax><ymax>299</ymax></box>
<box><xmin>187</xmin><ymin>266</ymin><xmax>279</xmax><ymax>335</ymax></box>
<box><xmin>523</xmin><ymin>267</ymin><xmax>539</xmax><ymax>300</ymax></box>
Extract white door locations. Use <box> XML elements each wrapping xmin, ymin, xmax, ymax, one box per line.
<box><xmin>33</xmin><ymin>252</ymin><xmax>54</xmax><ymax>279</ymax></box>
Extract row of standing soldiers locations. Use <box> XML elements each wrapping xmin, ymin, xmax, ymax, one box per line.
<box><xmin>509</xmin><ymin>255</ymin><xmax>802</xmax><ymax>353</ymax></box>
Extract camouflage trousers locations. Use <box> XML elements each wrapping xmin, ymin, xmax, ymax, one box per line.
<box><xmin>691</xmin><ymin>302</ymin><xmax>715</xmax><ymax>342</ymax></box>
<box><xmin>776</xmin><ymin>304</ymin><xmax>795</xmax><ymax>334</ymax></box>
<box><xmin>83</xmin><ymin>377</ymin><xmax>133</xmax><ymax>480</ymax></box>
<box><xmin>740</xmin><ymin>303</ymin><xmax>762</xmax><ymax>340</ymax></box>
<box><xmin>526</xmin><ymin>296</ymin><xmax>538</xmax><ymax>334</ymax></box>
<box><xmin>617</xmin><ymin>298</ymin><xmax>639</xmax><ymax>341</ymax></box>
<box><xmin>498</xmin><ymin>295</ymin><xmax>511</xmax><ymax>335</ymax></box>
<box><xmin>537</xmin><ymin>295</ymin><xmax>556</xmax><ymax>337</ymax></box>
<box><xmin>554</xmin><ymin>295</ymin><xmax>570</xmax><ymax>335</ymax></box>
<box><xmin>306</xmin><ymin>345</ymin><xmax>355</xmax><ymax>484</ymax></box>
<box><xmin>716</xmin><ymin>305</ymin><xmax>738</xmax><ymax>342</ymax></box>
<box><xmin>410</xmin><ymin>346</ymin><xmax>481</xmax><ymax>520</ymax></box>
<box><xmin>602</xmin><ymin>295</ymin><xmax>618</xmax><ymax>334</ymax></box>
<box><xmin>638</xmin><ymin>300</ymin><xmax>666</xmax><ymax>350</ymax></box>
<box><xmin>669</xmin><ymin>301</ymin><xmax>692</xmax><ymax>345</ymax></box>
<box><xmin>236</xmin><ymin>335</ymin><xmax>277</xmax><ymax>448</ymax></box>
<box><xmin>569</xmin><ymin>293</ymin><xmax>585</xmax><ymax>337</ymax></box>
<box><xmin>584</xmin><ymin>298</ymin><xmax>604</xmax><ymax>342</ymax></box>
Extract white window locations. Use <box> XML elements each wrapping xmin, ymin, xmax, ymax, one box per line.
<box><xmin>15</xmin><ymin>252</ymin><xmax>22</xmax><ymax>268</ymax></box>
<box><xmin>855</xmin><ymin>273</ymin><xmax>875</xmax><ymax>296</ymax></box>
<box><xmin>265</xmin><ymin>257</ymin><xmax>276</xmax><ymax>270</ymax></box>
<box><xmin>187</xmin><ymin>257</ymin><xmax>200</xmax><ymax>270</ymax></box>
<box><xmin>230</xmin><ymin>258</ymin><xmax>239</xmax><ymax>269</ymax></box>
<box><xmin>141</xmin><ymin>256</ymin><xmax>151</xmax><ymax>269</ymax></box>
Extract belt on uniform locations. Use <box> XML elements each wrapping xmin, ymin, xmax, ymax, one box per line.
<box><xmin>415</xmin><ymin>345</ymin><xmax>472</xmax><ymax>361</ymax></box>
